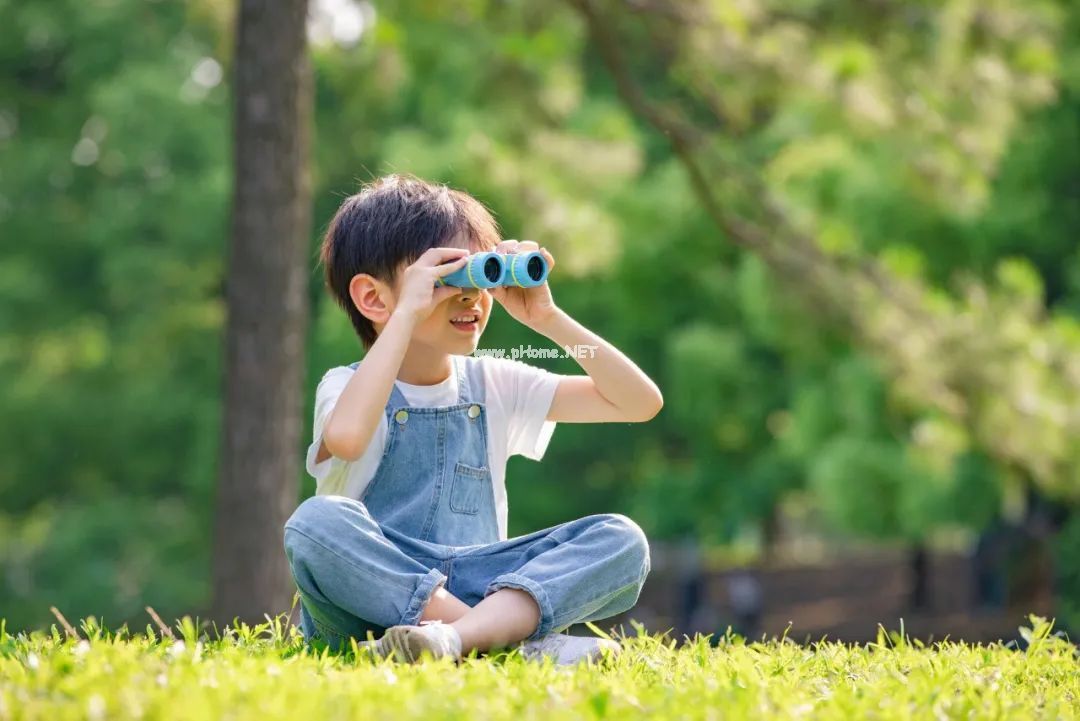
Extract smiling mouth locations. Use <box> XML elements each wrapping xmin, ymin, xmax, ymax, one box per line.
<box><xmin>450</xmin><ymin>313</ymin><xmax>480</xmax><ymax>331</ymax></box>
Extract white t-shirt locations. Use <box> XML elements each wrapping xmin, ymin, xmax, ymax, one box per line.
<box><xmin>305</xmin><ymin>354</ymin><xmax>561</xmax><ymax>540</ymax></box>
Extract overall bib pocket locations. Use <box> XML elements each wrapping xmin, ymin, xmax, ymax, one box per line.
<box><xmin>449</xmin><ymin>462</ymin><xmax>491</xmax><ymax>514</ymax></box>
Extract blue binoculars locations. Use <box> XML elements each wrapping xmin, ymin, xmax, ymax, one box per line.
<box><xmin>435</xmin><ymin>251</ymin><xmax>550</xmax><ymax>289</ymax></box>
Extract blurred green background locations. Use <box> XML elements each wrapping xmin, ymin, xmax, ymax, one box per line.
<box><xmin>2</xmin><ymin>0</ymin><xmax>1079</xmax><ymax>637</ymax></box>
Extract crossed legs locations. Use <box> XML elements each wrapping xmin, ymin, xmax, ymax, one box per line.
<box><xmin>284</xmin><ymin>495</ymin><xmax>650</xmax><ymax>654</ymax></box>
<box><xmin>421</xmin><ymin>585</ymin><xmax>540</xmax><ymax>652</ymax></box>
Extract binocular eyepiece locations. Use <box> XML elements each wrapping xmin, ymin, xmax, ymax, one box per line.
<box><xmin>435</xmin><ymin>251</ymin><xmax>550</xmax><ymax>289</ymax></box>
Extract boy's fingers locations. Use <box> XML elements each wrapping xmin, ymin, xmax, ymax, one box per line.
<box><xmin>421</xmin><ymin>247</ymin><xmax>470</xmax><ymax>266</ymax></box>
<box><xmin>433</xmin><ymin>256</ymin><xmax>469</xmax><ymax>277</ymax></box>
<box><xmin>517</xmin><ymin>240</ymin><xmax>539</xmax><ymax>252</ymax></box>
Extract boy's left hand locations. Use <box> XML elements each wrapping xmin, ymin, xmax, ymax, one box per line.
<box><xmin>489</xmin><ymin>239</ymin><xmax>558</xmax><ymax>329</ymax></box>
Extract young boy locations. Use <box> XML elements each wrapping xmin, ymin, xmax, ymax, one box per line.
<box><xmin>284</xmin><ymin>174</ymin><xmax>663</xmax><ymax>665</ymax></box>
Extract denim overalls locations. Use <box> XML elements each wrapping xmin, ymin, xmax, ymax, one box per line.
<box><xmin>284</xmin><ymin>355</ymin><xmax>650</xmax><ymax>651</ymax></box>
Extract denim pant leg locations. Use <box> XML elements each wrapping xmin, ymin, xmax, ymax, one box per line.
<box><xmin>448</xmin><ymin>513</ymin><xmax>651</xmax><ymax>641</ymax></box>
<box><xmin>283</xmin><ymin>495</ymin><xmax>447</xmax><ymax>651</ymax></box>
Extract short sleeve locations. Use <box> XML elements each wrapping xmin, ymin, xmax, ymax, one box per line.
<box><xmin>304</xmin><ymin>366</ymin><xmax>400</xmax><ymax>499</ymax></box>
<box><xmin>304</xmin><ymin>368</ymin><xmax>352</xmax><ymax>493</ymax></box>
<box><xmin>497</xmin><ymin>358</ymin><xmax>561</xmax><ymax>460</ymax></box>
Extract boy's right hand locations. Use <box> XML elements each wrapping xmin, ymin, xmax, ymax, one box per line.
<box><xmin>394</xmin><ymin>247</ymin><xmax>470</xmax><ymax>323</ymax></box>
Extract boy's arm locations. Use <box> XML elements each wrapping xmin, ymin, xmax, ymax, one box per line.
<box><xmin>532</xmin><ymin>308</ymin><xmax>663</xmax><ymax>423</ymax></box>
<box><xmin>317</xmin><ymin>310</ymin><xmax>415</xmax><ymax>462</ymax></box>
<box><xmin>488</xmin><ymin>239</ymin><xmax>661</xmax><ymax>424</ymax></box>
<box><xmin>320</xmin><ymin>247</ymin><xmax>469</xmax><ymax>462</ymax></box>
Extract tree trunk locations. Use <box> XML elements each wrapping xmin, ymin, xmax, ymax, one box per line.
<box><xmin>211</xmin><ymin>0</ymin><xmax>312</xmax><ymax>629</ymax></box>
<box><xmin>909</xmin><ymin>544</ymin><xmax>930</xmax><ymax>611</ymax></box>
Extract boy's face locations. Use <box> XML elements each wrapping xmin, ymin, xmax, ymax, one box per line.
<box><xmin>391</xmin><ymin>234</ymin><xmax>494</xmax><ymax>356</ymax></box>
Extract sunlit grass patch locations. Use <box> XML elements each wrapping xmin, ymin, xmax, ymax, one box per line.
<box><xmin>0</xmin><ymin>614</ymin><xmax>1076</xmax><ymax>720</ymax></box>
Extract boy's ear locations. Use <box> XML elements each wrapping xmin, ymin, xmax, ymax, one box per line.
<box><xmin>348</xmin><ymin>273</ymin><xmax>394</xmax><ymax>325</ymax></box>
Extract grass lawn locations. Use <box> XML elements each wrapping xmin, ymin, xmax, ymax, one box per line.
<box><xmin>1</xmin><ymin>614</ymin><xmax>1077</xmax><ymax>720</ymax></box>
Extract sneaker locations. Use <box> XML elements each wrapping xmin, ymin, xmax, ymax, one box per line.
<box><xmin>372</xmin><ymin>620</ymin><xmax>463</xmax><ymax>663</ymax></box>
<box><xmin>517</xmin><ymin>632</ymin><xmax>621</xmax><ymax>665</ymax></box>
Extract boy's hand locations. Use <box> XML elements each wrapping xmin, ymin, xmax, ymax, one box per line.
<box><xmin>394</xmin><ymin>247</ymin><xmax>469</xmax><ymax>322</ymax></box>
<box><xmin>490</xmin><ymin>240</ymin><xmax>558</xmax><ymax>329</ymax></box>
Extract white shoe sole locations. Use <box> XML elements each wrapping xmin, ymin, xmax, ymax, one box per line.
<box><xmin>375</xmin><ymin>625</ymin><xmax>460</xmax><ymax>663</ymax></box>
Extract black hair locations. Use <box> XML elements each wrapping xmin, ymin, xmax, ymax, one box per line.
<box><xmin>319</xmin><ymin>174</ymin><xmax>500</xmax><ymax>348</ymax></box>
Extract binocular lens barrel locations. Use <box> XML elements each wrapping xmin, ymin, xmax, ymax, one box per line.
<box><xmin>526</xmin><ymin>255</ymin><xmax>543</xmax><ymax>281</ymax></box>
<box><xmin>503</xmin><ymin>251</ymin><xmax>549</xmax><ymax>288</ymax></box>
<box><xmin>435</xmin><ymin>250</ymin><xmax>550</xmax><ymax>289</ymax></box>
<box><xmin>481</xmin><ymin>255</ymin><xmax>503</xmax><ymax>283</ymax></box>
<box><xmin>435</xmin><ymin>252</ymin><xmax>504</xmax><ymax>289</ymax></box>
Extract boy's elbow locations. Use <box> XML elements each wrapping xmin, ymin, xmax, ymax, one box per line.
<box><xmin>646</xmin><ymin>390</ymin><xmax>664</xmax><ymax>419</ymax></box>
<box><xmin>629</xmin><ymin>389</ymin><xmax>663</xmax><ymax>422</ymax></box>
<box><xmin>322</xmin><ymin>424</ymin><xmax>364</xmax><ymax>463</ymax></box>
